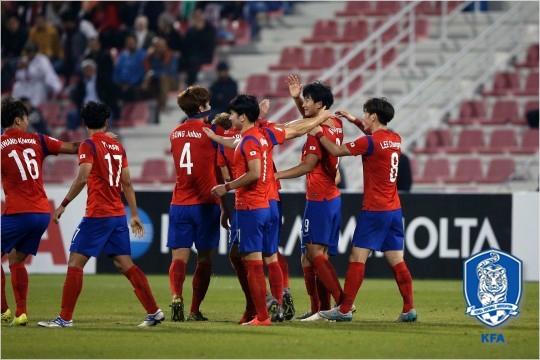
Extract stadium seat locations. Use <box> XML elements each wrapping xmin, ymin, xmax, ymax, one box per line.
<box><xmin>415</xmin><ymin>158</ymin><xmax>450</xmax><ymax>183</ymax></box>
<box><xmin>368</xmin><ymin>47</ymin><xmax>397</xmax><ymax>69</ymax></box>
<box><xmin>117</xmin><ymin>101</ymin><xmax>150</xmax><ymax>127</ymax></box>
<box><xmin>341</xmin><ymin>47</ymin><xmax>366</xmax><ymax>70</ymax></box>
<box><xmin>134</xmin><ymin>159</ymin><xmax>171</xmax><ymax>184</ymax></box>
<box><xmin>447</xmin><ymin>129</ymin><xmax>485</xmax><ymax>153</ymax></box>
<box><xmin>335</xmin><ymin>20</ymin><xmax>369</xmax><ymax>44</ymax></box>
<box><xmin>271</xmin><ymin>74</ymin><xmax>291</xmax><ymax>98</ymax></box>
<box><xmin>415</xmin><ymin>1</ymin><xmax>440</xmax><ymax>15</ymax></box>
<box><xmin>374</xmin><ymin>20</ymin><xmax>399</xmax><ymax>42</ymax></box>
<box><xmin>367</xmin><ymin>1</ymin><xmax>401</xmax><ymax>16</ymax></box>
<box><xmin>335</xmin><ymin>1</ymin><xmax>372</xmax><ymax>16</ymax></box>
<box><xmin>449</xmin><ymin>100</ymin><xmax>487</xmax><ymax>125</ymax></box>
<box><xmin>414</xmin><ymin>129</ymin><xmax>452</xmax><ymax>154</ymax></box>
<box><xmin>479</xmin><ymin>129</ymin><xmax>518</xmax><ymax>154</ymax></box>
<box><xmin>479</xmin><ymin>158</ymin><xmax>515</xmax><ymax>183</ymax></box>
<box><xmin>516</xmin><ymin>43</ymin><xmax>539</xmax><ymax>68</ymax></box>
<box><xmin>515</xmin><ymin>72</ymin><xmax>539</xmax><ymax>96</ymax></box>
<box><xmin>39</xmin><ymin>103</ymin><xmax>63</xmax><ymax>127</ymax></box>
<box><xmin>269</xmin><ymin>47</ymin><xmax>305</xmax><ymax>70</ymax></box>
<box><xmin>245</xmin><ymin>74</ymin><xmax>272</xmax><ymax>98</ymax></box>
<box><xmin>483</xmin><ymin>72</ymin><xmax>521</xmax><ymax>96</ymax></box>
<box><xmin>303</xmin><ymin>20</ymin><xmax>338</xmax><ymax>44</ymax></box>
<box><xmin>482</xmin><ymin>100</ymin><xmax>519</xmax><ymax>125</ymax></box>
<box><xmin>511</xmin><ymin>129</ymin><xmax>539</xmax><ymax>154</ymax></box>
<box><xmin>335</xmin><ymin>74</ymin><xmax>363</xmax><ymax>98</ymax></box>
<box><xmin>447</xmin><ymin>158</ymin><xmax>483</xmax><ymax>183</ymax></box>
<box><xmin>300</xmin><ymin>47</ymin><xmax>335</xmax><ymax>70</ymax></box>
<box><xmin>44</xmin><ymin>158</ymin><xmax>78</xmax><ymax>183</ymax></box>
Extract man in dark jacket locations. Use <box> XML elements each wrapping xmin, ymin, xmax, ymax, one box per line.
<box><xmin>209</xmin><ymin>62</ymin><xmax>238</xmax><ymax>117</ymax></box>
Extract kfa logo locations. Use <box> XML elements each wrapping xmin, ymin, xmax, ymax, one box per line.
<box><xmin>464</xmin><ymin>249</ymin><xmax>522</xmax><ymax>327</ymax></box>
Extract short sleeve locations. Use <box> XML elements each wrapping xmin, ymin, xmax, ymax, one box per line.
<box><xmin>216</xmin><ymin>146</ymin><xmax>226</xmax><ymax>167</ymax></box>
<box><xmin>78</xmin><ymin>141</ymin><xmax>95</xmax><ymax>165</ymax></box>
<box><xmin>345</xmin><ymin>136</ymin><xmax>374</xmax><ymax>156</ymax></box>
<box><xmin>241</xmin><ymin>138</ymin><xmax>262</xmax><ymax>161</ymax></box>
<box><xmin>263</xmin><ymin>125</ymin><xmax>286</xmax><ymax>146</ymax></box>
<box><xmin>40</xmin><ymin>134</ymin><xmax>63</xmax><ymax>155</ymax></box>
<box><xmin>304</xmin><ymin>135</ymin><xmax>322</xmax><ymax>159</ymax></box>
<box><xmin>121</xmin><ymin>148</ymin><xmax>128</xmax><ymax>168</ymax></box>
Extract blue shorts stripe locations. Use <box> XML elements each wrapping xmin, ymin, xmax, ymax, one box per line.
<box><xmin>352</xmin><ymin>209</ymin><xmax>404</xmax><ymax>252</ymax></box>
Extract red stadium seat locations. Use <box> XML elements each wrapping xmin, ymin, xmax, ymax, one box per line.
<box><xmin>449</xmin><ymin>100</ymin><xmax>487</xmax><ymax>125</ymax></box>
<box><xmin>341</xmin><ymin>47</ymin><xmax>366</xmax><ymax>70</ymax></box>
<box><xmin>118</xmin><ymin>101</ymin><xmax>150</xmax><ymax>127</ymax></box>
<box><xmin>516</xmin><ymin>72</ymin><xmax>539</xmax><ymax>96</ymax></box>
<box><xmin>134</xmin><ymin>159</ymin><xmax>171</xmax><ymax>184</ymax></box>
<box><xmin>414</xmin><ymin>129</ymin><xmax>452</xmax><ymax>154</ymax></box>
<box><xmin>300</xmin><ymin>47</ymin><xmax>335</xmax><ymax>70</ymax></box>
<box><xmin>44</xmin><ymin>158</ymin><xmax>78</xmax><ymax>183</ymax></box>
<box><xmin>368</xmin><ymin>47</ymin><xmax>397</xmax><ymax>69</ymax></box>
<box><xmin>415</xmin><ymin>158</ymin><xmax>450</xmax><ymax>183</ymax></box>
<box><xmin>269</xmin><ymin>47</ymin><xmax>305</xmax><ymax>71</ymax></box>
<box><xmin>511</xmin><ymin>129</ymin><xmax>539</xmax><ymax>154</ymax></box>
<box><xmin>447</xmin><ymin>129</ymin><xmax>485</xmax><ymax>153</ymax></box>
<box><xmin>367</xmin><ymin>1</ymin><xmax>401</xmax><ymax>16</ymax></box>
<box><xmin>447</xmin><ymin>158</ymin><xmax>483</xmax><ymax>183</ymax></box>
<box><xmin>516</xmin><ymin>43</ymin><xmax>539</xmax><ymax>68</ymax></box>
<box><xmin>479</xmin><ymin>158</ymin><xmax>515</xmax><ymax>183</ymax></box>
<box><xmin>483</xmin><ymin>72</ymin><xmax>521</xmax><ymax>96</ymax></box>
<box><xmin>335</xmin><ymin>74</ymin><xmax>363</xmax><ymax>98</ymax></box>
<box><xmin>303</xmin><ymin>20</ymin><xmax>338</xmax><ymax>44</ymax></box>
<box><xmin>415</xmin><ymin>1</ymin><xmax>440</xmax><ymax>15</ymax></box>
<box><xmin>335</xmin><ymin>1</ymin><xmax>372</xmax><ymax>16</ymax></box>
<box><xmin>335</xmin><ymin>20</ymin><xmax>369</xmax><ymax>44</ymax></box>
<box><xmin>39</xmin><ymin>103</ymin><xmax>63</xmax><ymax>127</ymax></box>
<box><xmin>482</xmin><ymin>100</ymin><xmax>519</xmax><ymax>125</ymax></box>
<box><xmin>479</xmin><ymin>129</ymin><xmax>518</xmax><ymax>154</ymax></box>
<box><xmin>374</xmin><ymin>20</ymin><xmax>399</xmax><ymax>42</ymax></box>
<box><xmin>271</xmin><ymin>74</ymin><xmax>291</xmax><ymax>98</ymax></box>
<box><xmin>245</xmin><ymin>74</ymin><xmax>272</xmax><ymax>99</ymax></box>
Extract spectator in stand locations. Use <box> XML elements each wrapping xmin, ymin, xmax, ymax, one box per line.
<box><xmin>144</xmin><ymin>37</ymin><xmax>178</xmax><ymax>112</ymax></box>
<box><xmin>134</xmin><ymin>15</ymin><xmax>155</xmax><ymax>50</ymax></box>
<box><xmin>67</xmin><ymin>59</ymin><xmax>101</xmax><ymax>132</ymax></box>
<box><xmin>209</xmin><ymin>61</ymin><xmax>238</xmax><ymax>116</ymax></box>
<box><xmin>20</xmin><ymin>97</ymin><xmax>50</xmax><ymax>136</ymax></box>
<box><xmin>397</xmin><ymin>153</ymin><xmax>413</xmax><ymax>192</ymax></box>
<box><xmin>12</xmin><ymin>42</ymin><xmax>62</xmax><ymax>107</ymax></box>
<box><xmin>29</xmin><ymin>15</ymin><xmax>61</xmax><ymax>63</ymax></box>
<box><xmin>156</xmin><ymin>13</ymin><xmax>183</xmax><ymax>52</ymax></box>
<box><xmin>1</xmin><ymin>15</ymin><xmax>28</xmax><ymax>92</ymax></box>
<box><xmin>59</xmin><ymin>10</ymin><xmax>87</xmax><ymax>85</ymax></box>
<box><xmin>83</xmin><ymin>37</ymin><xmax>119</xmax><ymax>119</ymax></box>
<box><xmin>180</xmin><ymin>9</ymin><xmax>217</xmax><ymax>86</ymax></box>
<box><xmin>113</xmin><ymin>34</ymin><xmax>147</xmax><ymax>102</ymax></box>
<box><xmin>526</xmin><ymin>108</ymin><xmax>539</xmax><ymax>129</ymax></box>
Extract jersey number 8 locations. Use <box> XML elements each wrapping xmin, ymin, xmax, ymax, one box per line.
<box><xmin>389</xmin><ymin>152</ymin><xmax>399</xmax><ymax>183</ymax></box>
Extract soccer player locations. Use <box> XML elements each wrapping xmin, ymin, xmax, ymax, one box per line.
<box><xmin>38</xmin><ymin>101</ymin><xmax>164</xmax><ymax>328</ymax></box>
<box><xmin>167</xmin><ymin>86</ymin><xmax>229</xmax><ymax>322</ymax></box>
<box><xmin>310</xmin><ymin>98</ymin><xmax>416</xmax><ymax>322</ymax></box>
<box><xmin>275</xmin><ymin>80</ymin><xmax>345</xmax><ymax>320</ymax></box>
<box><xmin>1</xmin><ymin>97</ymin><xmax>80</xmax><ymax>326</ymax></box>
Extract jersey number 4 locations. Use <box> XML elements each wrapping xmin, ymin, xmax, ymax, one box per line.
<box><xmin>179</xmin><ymin>142</ymin><xmax>194</xmax><ymax>175</ymax></box>
<box><xmin>8</xmin><ymin>149</ymin><xmax>39</xmax><ymax>181</ymax></box>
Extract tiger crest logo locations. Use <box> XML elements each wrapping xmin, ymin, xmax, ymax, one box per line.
<box><xmin>464</xmin><ymin>249</ymin><xmax>522</xmax><ymax>327</ymax></box>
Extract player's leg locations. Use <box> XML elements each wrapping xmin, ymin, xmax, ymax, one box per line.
<box><xmin>1</xmin><ymin>254</ymin><xmax>10</xmax><ymax>323</ymax></box>
<box><xmin>274</xmin><ymin>200</ymin><xmax>295</xmax><ymax>319</ymax></box>
<box><xmin>7</xmin><ymin>250</ymin><xmax>30</xmax><ymax>325</ymax></box>
<box><xmin>299</xmin><ymin>253</ymin><xmax>319</xmax><ymax>319</ymax></box>
<box><xmin>264</xmin><ymin>252</ymin><xmax>284</xmax><ymax>322</ymax></box>
<box><xmin>230</xmin><ymin>244</ymin><xmax>256</xmax><ymax>323</ymax></box>
<box><xmin>189</xmin><ymin>204</ymin><xmax>220</xmax><ymax>320</ymax></box>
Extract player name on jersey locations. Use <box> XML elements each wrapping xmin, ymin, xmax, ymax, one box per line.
<box><xmin>1</xmin><ymin>137</ymin><xmax>38</xmax><ymax>150</ymax></box>
<box><xmin>380</xmin><ymin>140</ymin><xmax>401</xmax><ymax>150</ymax></box>
<box><xmin>171</xmin><ymin>130</ymin><xmax>203</xmax><ymax>139</ymax></box>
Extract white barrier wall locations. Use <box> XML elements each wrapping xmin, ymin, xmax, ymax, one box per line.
<box><xmin>512</xmin><ymin>192</ymin><xmax>539</xmax><ymax>281</ymax></box>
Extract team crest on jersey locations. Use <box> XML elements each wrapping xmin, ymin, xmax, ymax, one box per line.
<box><xmin>464</xmin><ymin>249</ymin><xmax>522</xmax><ymax>327</ymax></box>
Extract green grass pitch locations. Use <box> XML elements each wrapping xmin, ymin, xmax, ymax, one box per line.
<box><xmin>1</xmin><ymin>274</ymin><xmax>538</xmax><ymax>358</ymax></box>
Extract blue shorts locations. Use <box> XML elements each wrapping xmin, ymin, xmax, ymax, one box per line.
<box><xmin>236</xmin><ymin>208</ymin><xmax>273</xmax><ymax>255</ymax></box>
<box><xmin>268</xmin><ymin>200</ymin><xmax>281</xmax><ymax>250</ymax></box>
<box><xmin>70</xmin><ymin>216</ymin><xmax>131</xmax><ymax>257</ymax></box>
<box><xmin>301</xmin><ymin>196</ymin><xmax>341</xmax><ymax>256</ymax></box>
<box><xmin>1</xmin><ymin>213</ymin><xmax>50</xmax><ymax>255</ymax></box>
<box><xmin>167</xmin><ymin>204</ymin><xmax>220</xmax><ymax>252</ymax></box>
<box><xmin>228</xmin><ymin>209</ymin><xmax>239</xmax><ymax>251</ymax></box>
<box><xmin>352</xmin><ymin>209</ymin><xmax>404</xmax><ymax>252</ymax></box>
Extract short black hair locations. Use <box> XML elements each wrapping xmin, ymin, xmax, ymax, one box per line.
<box><xmin>81</xmin><ymin>101</ymin><xmax>111</xmax><ymax>129</ymax></box>
<box><xmin>229</xmin><ymin>95</ymin><xmax>260</xmax><ymax>123</ymax></box>
<box><xmin>363</xmin><ymin>97</ymin><xmax>394</xmax><ymax>125</ymax></box>
<box><xmin>302</xmin><ymin>81</ymin><xmax>334</xmax><ymax>109</ymax></box>
<box><xmin>1</xmin><ymin>97</ymin><xmax>28</xmax><ymax>128</ymax></box>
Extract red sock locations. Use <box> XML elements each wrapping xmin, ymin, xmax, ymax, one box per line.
<box><xmin>277</xmin><ymin>252</ymin><xmax>290</xmax><ymax>289</ymax></box>
<box><xmin>312</xmin><ymin>255</ymin><xmax>343</xmax><ymax>304</ymax></box>
<box><xmin>392</xmin><ymin>261</ymin><xmax>414</xmax><ymax>313</ymax></box>
<box><xmin>60</xmin><ymin>266</ymin><xmax>84</xmax><ymax>321</ymax></box>
<box><xmin>168</xmin><ymin>259</ymin><xmax>186</xmax><ymax>298</ymax></box>
<box><xmin>190</xmin><ymin>261</ymin><xmax>212</xmax><ymax>314</ymax></box>
<box><xmin>339</xmin><ymin>262</ymin><xmax>365</xmax><ymax>313</ymax></box>
<box><xmin>230</xmin><ymin>256</ymin><xmax>255</xmax><ymax>314</ymax></box>
<box><xmin>1</xmin><ymin>265</ymin><xmax>9</xmax><ymax>313</ymax></box>
<box><xmin>245</xmin><ymin>259</ymin><xmax>269</xmax><ymax>322</ymax></box>
<box><xmin>316</xmin><ymin>277</ymin><xmax>331</xmax><ymax>311</ymax></box>
<box><xmin>124</xmin><ymin>265</ymin><xmax>159</xmax><ymax>314</ymax></box>
<box><xmin>267</xmin><ymin>261</ymin><xmax>283</xmax><ymax>305</ymax></box>
<box><xmin>9</xmin><ymin>263</ymin><xmax>28</xmax><ymax>317</ymax></box>
<box><xmin>302</xmin><ymin>266</ymin><xmax>319</xmax><ymax>313</ymax></box>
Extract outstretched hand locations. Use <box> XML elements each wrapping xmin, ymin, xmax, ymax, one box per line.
<box><xmin>203</xmin><ymin>127</ymin><xmax>218</xmax><ymax>140</ymax></box>
<box><xmin>335</xmin><ymin>110</ymin><xmax>356</xmax><ymax>122</ymax></box>
<box><xmin>287</xmin><ymin>74</ymin><xmax>302</xmax><ymax>99</ymax></box>
<box><xmin>259</xmin><ymin>99</ymin><xmax>270</xmax><ymax>119</ymax></box>
<box><xmin>53</xmin><ymin>206</ymin><xmax>65</xmax><ymax>224</ymax></box>
<box><xmin>130</xmin><ymin>216</ymin><xmax>145</xmax><ymax>237</ymax></box>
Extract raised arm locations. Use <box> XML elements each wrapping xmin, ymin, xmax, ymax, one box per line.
<box><xmin>120</xmin><ymin>167</ymin><xmax>144</xmax><ymax>237</ymax></box>
<box><xmin>281</xmin><ymin>109</ymin><xmax>332</xmax><ymax>140</ymax></box>
<box><xmin>53</xmin><ymin>163</ymin><xmax>92</xmax><ymax>223</ymax></box>
<box><xmin>287</xmin><ymin>74</ymin><xmax>305</xmax><ymax>117</ymax></box>
<box><xmin>310</xmin><ymin>126</ymin><xmax>352</xmax><ymax>157</ymax></box>
<box><xmin>202</xmin><ymin>127</ymin><xmax>240</xmax><ymax>149</ymax></box>
<box><xmin>335</xmin><ymin>110</ymin><xmax>370</xmax><ymax>135</ymax></box>
<box><xmin>276</xmin><ymin>154</ymin><xmax>318</xmax><ymax>180</ymax></box>
<box><xmin>58</xmin><ymin>141</ymin><xmax>81</xmax><ymax>154</ymax></box>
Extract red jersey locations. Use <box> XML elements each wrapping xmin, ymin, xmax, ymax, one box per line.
<box><xmin>302</xmin><ymin>117</ymin><xmax>343</xmax><ymax>201</ymax></box>
<box><xmin>79</xmin><ymin>132</ymin><xmax>128</xmax><ymax>217</ymax></box>
<box><xmin>232</xmin><ymin>126</ymin><xmax>270</xmax><ymax>210</ymax></box>
<box><xmin>257</xmin><ymin>119</ymin><xmax>286</xmax><ymax>201</ymax></box>
<box><xmin>170</xmin><ymin>120</ymin><xmax>219</xmax><ymax>205</ymax></box>
<box><xmin>1</xmin><ymin>128</ymin><xmax>63</xmax><ymax>214</ymax></box>
<box><xmin>345</xmin><ymin>129</ymin><xmax>402</xmax><ymax>211</ymax></box>
<box><xmin>216</xmin><ymin>127</ymin><xmax>241</xmax><ymax>181</ymax></box>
